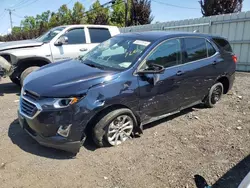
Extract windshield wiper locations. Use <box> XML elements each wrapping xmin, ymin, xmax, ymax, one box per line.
<box><xmin>84</xmin><ymin>63</ymin><xmax>100</xmax><ymax>68</ymax></box>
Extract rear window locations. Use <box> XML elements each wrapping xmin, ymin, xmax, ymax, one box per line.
<box><xmin>184</xmin><ymin>38</ymin><xmax>207</xmax><ymax>62</ymax></box>
<box><xmin>89</xmin><ymin>28</ymin><xmax>111</xmax><ymax>43</ymax></box>
<box><xmin>213</xmin><ymin>38</ymin><xmax>232</xmax><ymax>52</ymax></box>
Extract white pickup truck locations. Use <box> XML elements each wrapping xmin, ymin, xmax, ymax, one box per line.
<box><xmin>0</xmin><ymin>25</ymin><xmax>120</xmax><ymax>85</ymax></box>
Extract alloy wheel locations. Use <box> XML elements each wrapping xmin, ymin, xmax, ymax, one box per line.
<box><xmin>211</xmin><ymin>85</ymin><xmax>223</xmax><ymax>104</ymax></box>
<box><xmin>107</xmin><ymin>115</ymin><xmax>134</xmax><ymax>146</ymax></box>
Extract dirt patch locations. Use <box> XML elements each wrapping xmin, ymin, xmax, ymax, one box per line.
<box><xmin>0</xmin><ymin>73</ymin><xmax>250</xmax><ymax>188</ymax></box>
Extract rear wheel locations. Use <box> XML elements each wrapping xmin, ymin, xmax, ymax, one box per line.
<box><xmin>20</xmin><ymin>66</ymin><xmax>39</xmax><ymax>86</ymax></box>
<box><xmin>92</xmin><ymin>108</ymin><xmax>136</xmax><ymax>147</ymax></box>
<box><xmin>204</xmin><ymin>82</ymin><xmax>224</xmax><ymax>108</ymax></box>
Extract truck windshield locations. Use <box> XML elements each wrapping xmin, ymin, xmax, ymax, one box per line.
<box><xmin>36</xmin><ymin>27</ymin><xmax>66</xmax><ymax>43</ymax></box>
<box><xmin>80</xmin><ymin>36</ymin><xmax>151</xmax><ymax>70</ymax></box>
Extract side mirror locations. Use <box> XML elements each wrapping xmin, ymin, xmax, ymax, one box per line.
<box><xmin>137</xmin><ymin>63</ymin><xmax>165</xmax><ymax>75</ymax></box>
<box><xmin>54</xmin><ymin>36</ymin><xmax>68</xmax><ymax>46</ymax></box>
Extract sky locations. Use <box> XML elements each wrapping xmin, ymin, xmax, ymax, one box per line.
<box><xmin>0</xmin><ymin>0</ymin><xmax>250</xmax><ymax>35</ymax></box>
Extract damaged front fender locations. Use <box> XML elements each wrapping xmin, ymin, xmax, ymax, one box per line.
<box><xmin>0</xmin><ymin>56</ymin><xmax>13</xmax><ymax>78</ymax></box>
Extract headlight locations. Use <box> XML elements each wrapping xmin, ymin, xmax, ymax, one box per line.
<box><xmin>53</xmin><ymin>97</ymin><xmax>80</xmax><ymax>108</ymax></box>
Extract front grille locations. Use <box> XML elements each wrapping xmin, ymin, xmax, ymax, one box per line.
<box><xmin>20</xmin><ymin>98</ymin><xmax>38</xmax><ymax>118</ymax></box>
<box><xmin>24</xmin><ymin>90</ymin><xmax>39</xmax><ymax>101</ymax></box>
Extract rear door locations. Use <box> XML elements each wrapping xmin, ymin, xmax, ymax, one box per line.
<box><xmin>85</xmin><ymin>27</ymin><xmax>112</xmax><ymax>53</ymax></box>
<box><xmin>179</xmin><ymin>37</ymin><xmax>219</xmax><ymax>108</ymax></box>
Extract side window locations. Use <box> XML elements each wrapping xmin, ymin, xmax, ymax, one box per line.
<box><xmin>213</xmin><ymin>38</ymin><xmax>232</xmax><ymax>52</ymax></box>
<box><xmin>146</xmin><ymin>39</ymin><xmax>182</xmax><ymax>68</ymax></box>
<box><xmin>89</xmin><ymin>28</ymin><xmax>111</xmax><ymax>43</ymax></box>
<box><xmin>64</xmin><ymin>28</ymin><xmax>86</xmax><ymax>44</ymax></box>
<box><xmin>184</xmin><ymin>38</ymin><xmax>207</xmax><ymax>62</ymax></box>
<box><xmin>206</xmin><ymin>41</ymin><xmax>216</xmax><ymax>57</ymax></box>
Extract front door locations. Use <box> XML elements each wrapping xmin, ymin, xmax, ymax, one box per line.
<box><xmin>137</xmin><ymin>38</ymin><xmax>185</xmax><ymax>122</ymax></box>
<box><xmin>51</xmin><ymin>27</ymin><xmax>90</xmax><ymax>62</ymax></box>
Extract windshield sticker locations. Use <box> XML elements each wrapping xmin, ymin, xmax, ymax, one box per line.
<box><xmin>133</xmin><ymin>40</ymin><xmax>151</xmax><ymax>46</ymax></box>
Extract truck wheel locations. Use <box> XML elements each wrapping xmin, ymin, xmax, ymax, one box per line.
<box><xmin>93</xmin><ymin>108</ymin><xmax>136</xmax><ymax>147</ymax></box>
<box><xmin>9</xmin><ymin>75</ymin><xmax>21</xmax><ymax>86</ymax></box>
<box><xmin>204</xmin><ymin>82</ymin><xmax>224</xmax><ymax>108</ymax></box>
<box><xmin>20</xmin><ymin>66</ymin><xmax>39</xmax><ymax>86</ymax></box>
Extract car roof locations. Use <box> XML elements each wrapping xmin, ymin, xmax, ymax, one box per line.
<box><xmin>60</xmin><ymin>24</ymin><xmax>118</xmax><ymax>28</ymax></box>
<box><xmin>117</xmin><ymin>31</ymin><xmax>226</xmax><ymax>42</ymax></box>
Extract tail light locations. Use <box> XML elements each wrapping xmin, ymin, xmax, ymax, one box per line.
<box><xmin>232</xmin><ymin>55</ymin><xmax>238</xmax><ymax>64</ymax></box>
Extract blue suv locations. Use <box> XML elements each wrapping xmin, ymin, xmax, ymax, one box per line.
<box><xmin>18</xmin><ymin>31</ymin><xmax>236</xmax><ymax>154</ymax></box>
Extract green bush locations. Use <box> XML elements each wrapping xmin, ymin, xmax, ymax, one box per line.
<box><xmin>0</xmin><ymin>29</ymin><xmax>42</xmax><ymax>42</ymax></box>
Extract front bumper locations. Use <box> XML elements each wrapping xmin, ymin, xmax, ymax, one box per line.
<box><xmin>18</xmin><ymin>110</ymin><xmax>83</xmax><ymax>153</ymax></box>
<box><xmin>0</xmin><ymin>56</ymin><xmax>13</xmax><ymax>77</ymax></box>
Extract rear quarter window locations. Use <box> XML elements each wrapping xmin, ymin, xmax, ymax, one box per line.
<box><xmin>212</xmin><ymin>38</ymin><xmax>233</xmax><ymax>52</ymax></box>
<box><xmin>89</xmin><ymin>28</ymin><xmax>111</xmax><ymax>43</ymax></box>
<box><xmin>206</xmin><ymin>41</ymin><xmax>217</xmax><ymax>57</ymax></box>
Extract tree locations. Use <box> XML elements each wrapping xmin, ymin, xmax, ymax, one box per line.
<box><xmin>0</xmin><ymin>0</ymin><xmax>155</xmax><ymax>42</ymax></box>
<box><xmin>57</xmin><ymin>4</ymin><xmax>72</xmax><ymax>25</ymax></box>
<box><xmin>21</xmin><ymin>16</ymin><xmax>37</xmax><ymax>31</ymax></box>
<box><xmin>128</xmin><ymin>0</ymin><xmax>153</xmax><ymax>26</ymax></box>
<box><xmin>110</xmin><ymin>0</ymin><xmax>126</xmax><ymax>27</ymax></box>
<box><xmin>72</xmin><ymin>2</ymin><xmax>86</xmax><ymax>24</ymax></box>
<box><xmin>12</xmin><ymin>27</ymin><xmax>22</xmax><ymax>35</ymax></box>
<box><xmin>48</xmin><ymin>12</ymin><xmax>60</xmax><ymax>28</ymax></box>
<box><xmin>86</xmin><ymin>0</ymin><xmax>110</xmax><ymax>25</ymax></box>
<box><xmin>35</xmin><ymin>10</ymin><xmax>51</xmax><ymax>30</ymax></box>
<box><xmin>199</xmin><ymin>0</ymin><xmax>243</xmax><ymax>16</ymax></box>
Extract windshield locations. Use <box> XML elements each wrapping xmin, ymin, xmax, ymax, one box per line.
<box><xmin>36</xmin><ymin>27</ymin><xmax>66</xmax><ymax>43</ymax></box>
<box><xmin>80</xmin><ymin>36</ymin><xmax>151</xmax><ymax>70</ymax></box>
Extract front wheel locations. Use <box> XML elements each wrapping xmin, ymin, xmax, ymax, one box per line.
<box><xmin>204</xmin><ymin>82</ymin><xmax>224</xmax><ymax>108</ymax></box>
<box><xmin>92</xmin><ymin>108</ymin><xmax>136</xmax><ymax>147</ymax></box>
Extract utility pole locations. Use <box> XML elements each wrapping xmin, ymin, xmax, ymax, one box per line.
<box><xmin>124</xmin><ymin>0</ymin><xmax>128</xmax><ymax>27</ymax></box>
<box><xmin>5</xmin><ymin>9</ymin><xmax>15</xmax><ymax>30</ymax></box>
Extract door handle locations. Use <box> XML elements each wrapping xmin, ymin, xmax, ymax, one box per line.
<box><xmin>176</xmin><ymin>71</ymin><xmax>184</xmax><ymax>76</ymax></box>
<box><xmin>80</xmin><ymin>48</ymin><xmax>88</xmax><ymax>52</ymax></box>
<box><xmin>212</xmin><ymin>60</ymin><xmax>218</xmax><ymax>65</ymax></box>
<box><xmin>213</xmin><ymin>58</ymin><xmax>224</xmax><ymax>65</ymax></box>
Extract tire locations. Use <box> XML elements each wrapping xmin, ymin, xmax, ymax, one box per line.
<box><xmin>204</xmin><ymin>82</ymin><xmax>224</xmax><ymax>108</ymax></box>
<box><xmin>92</xmin><ymin>108</ymin><xmax>137</xmax><ymax>147</ymax></box>
<box><xmin>9</xmin><ymin>75</ymin><xmax>21</xmax><ymax>86</ymax></box>
<box><xmin>20</xmin><ymin>66</ymin><xmax>40</xmax><ymax>86</ymax></box>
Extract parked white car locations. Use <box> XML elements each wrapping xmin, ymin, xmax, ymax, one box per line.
<box><xmin>0</xmin><ymin>25</ymin><xmax>120</xmax><ymax>85</ymax></box>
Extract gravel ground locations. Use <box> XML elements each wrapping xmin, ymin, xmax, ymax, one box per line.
<box><xmin>0</xmin><ymin>73</ymin><xmax>250</xmax><ymax>188</ymax></box>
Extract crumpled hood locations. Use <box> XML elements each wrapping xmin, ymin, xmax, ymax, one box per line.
<box><xmin>23</xmin><ymin>59</ymin><xmax>118</xmax><ymax>97</ymax></box>
<box><xmin>0</xmin><ymin>39</ymin><xmax>43</xmax><ymax>51</ymax></box>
